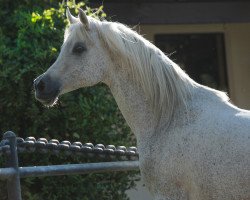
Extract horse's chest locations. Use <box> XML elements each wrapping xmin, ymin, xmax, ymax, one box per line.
<box><xmin>139</xmin><ymin>145</ymin><xmax>159</xmax><ymax>174</ymax></box>
<box><xmin>139</xmin><ymin>147</ymin><xmax>160</xmax><ymax>191</ymax></box>
<box><xmin>138</xmin><ymin>140</ymin><xmax>173</xmax><ymax>191</ymax></box>
<box><xmin>138</xmin><ymin>133</ymin><xmax>188</xmax><ymax>195</ymax></box>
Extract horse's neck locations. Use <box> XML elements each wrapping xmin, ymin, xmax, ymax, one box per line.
<box><xmin>104</xmin><ymin>57</ymin><xmax>233</xmax><ymax>147</ymax></box>
<box><xmin>105</xmin><ymin>66</ymin><xmax>157</xmax><ymax>145</ymax></box>
<box><xmin>104</xmin><ymin>66</ymin><xmax>192</xmax><ymax>147</ymax></box>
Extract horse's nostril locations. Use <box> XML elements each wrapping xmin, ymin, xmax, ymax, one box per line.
<box><xmin>36</xmin><ymin>79</ymin><xmax>45</xmax><ymax>92</ymax></box>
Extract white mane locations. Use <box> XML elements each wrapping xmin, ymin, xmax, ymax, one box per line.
<box><xmin>96</xmin><ymin>21</ymin><xmax>198</xmax><ymax>122</ymax></box>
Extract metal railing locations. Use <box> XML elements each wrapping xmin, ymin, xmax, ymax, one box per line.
<box><xmin>0</xmin><ymin>131</ymin><xmax>139</xmax><ymax>200</ymax></box>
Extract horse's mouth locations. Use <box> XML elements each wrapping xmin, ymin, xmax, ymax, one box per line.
<box><xmin>38</xmin><ymin>96</ymin><xmax>59</xmax><ymax>107</ymax></box>
<box><xmin>35</xmin><ymin>90</ymin><xmax>60</xmax><ymax>107</ymax></box>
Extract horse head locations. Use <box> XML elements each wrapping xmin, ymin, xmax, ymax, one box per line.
<box><xmin>34</xmin><ymin>8</ymin><xmax>110</xmax><ymax>106</ymax></box>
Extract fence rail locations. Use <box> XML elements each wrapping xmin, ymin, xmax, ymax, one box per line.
<box><xmin>0</xmin><ymin>131</ymin><xmax>139</xmax><ymax>200</ymax></box>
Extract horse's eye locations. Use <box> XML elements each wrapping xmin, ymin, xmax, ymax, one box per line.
<box><xmin>72</xmin><ymin>43</ymin><xmax>86</xmax><ymax>54</ymax></box>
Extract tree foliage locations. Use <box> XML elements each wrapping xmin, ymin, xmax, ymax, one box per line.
<box><xmin>0</xmin><ymin>0</ymin><xmax>137</xmax><ymax>199</ymax></box>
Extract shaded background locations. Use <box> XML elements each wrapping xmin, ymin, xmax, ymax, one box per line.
<box><xmin>0</xmin><ymin>1</ymin><xmax>137</xmax><ymax>199</ymax></box>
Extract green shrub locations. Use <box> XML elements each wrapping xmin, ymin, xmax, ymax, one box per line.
<box><xmin>0</xmin><ymin>1</ymin><xmax>137</xmax><ymax>199</ymax></box>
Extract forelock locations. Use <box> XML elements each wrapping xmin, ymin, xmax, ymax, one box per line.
<box><xmin>64</xmin><ymin>22</ymin><xmax>91</xmax><ymax>43</ymax></box>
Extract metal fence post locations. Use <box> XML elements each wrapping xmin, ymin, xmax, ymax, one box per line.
<box><xmin>4</xmin><ymin>131</ymin><xmax>22</xmax><ymax>200</ymax></box>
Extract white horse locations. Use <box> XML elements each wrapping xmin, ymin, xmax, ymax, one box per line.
<box><xmin>34</xmin><ymin>8</ymin><xmax>250</xmax><ymax>200</ymax></box>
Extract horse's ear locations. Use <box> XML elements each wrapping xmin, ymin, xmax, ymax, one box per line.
<box><xmin>78</xmin><ymin>8</ymin><xmax>90</xmax><ymax>30</ymax></box>
<box><xmin>66</xmin><ymin>7</ymin><xmax>78</xmax><ymax>24</ymax></box>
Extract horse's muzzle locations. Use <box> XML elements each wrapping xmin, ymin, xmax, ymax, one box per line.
<box><xmin>33</xmin><ymin>74</ymin><xmax>61</xmax><ymax>106</ymax></box>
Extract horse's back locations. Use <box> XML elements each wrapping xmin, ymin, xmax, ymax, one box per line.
<box><xmin>185</xmin><ymin>99</ymin><xmax>250</xmax><ymax>199</ymax></box>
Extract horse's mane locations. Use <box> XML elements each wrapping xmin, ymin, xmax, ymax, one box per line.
<box><xmin>66</xmin><ymin>18</ymin><xmax>229</xmax><ymax>125</ymax></box>
<box><xmin>96</xmin><ymin>21</ymin><xmax>198</xmax><ymax>122</ymax></box>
